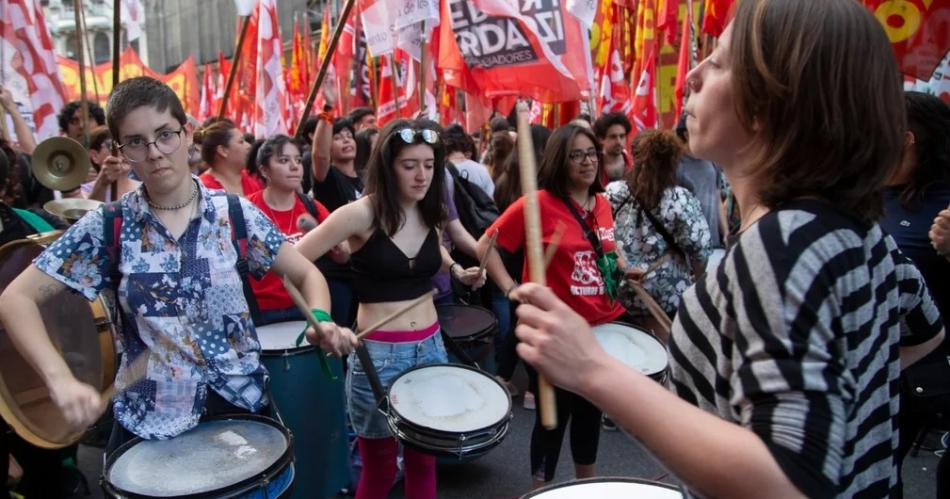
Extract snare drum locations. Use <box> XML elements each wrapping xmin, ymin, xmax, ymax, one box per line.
<box><xmin>591</xmin><ymin>323</ymin><xmax>669</xmax><ymax>383</ymax></box>
<box><xmin>436</xmin><ymin>304</ymin><xmax>498</xmax><ymax>372</ymax></box>
<box><xmin>521</xmin><ymin>477</ymin><xmax>683</xmax><ymax>498</ymax></box>
<box><xmin>0</xmin><ymin>235</ymin><xmax>117</xmax><ymax>449</ymax></box>
<box><xmin>385</xmin><ymin>363</ymin><xmax>511</xmax><ymax>459</ymax></box>
<box><xmin>257</xmin><ymin>321</ymin><xmax>347</xmax><ymax>499</ymax></box>
<box><xmin>103</xmin><ymin>414</ymin><xmax>294</xmax><ymax>498</ymax></box>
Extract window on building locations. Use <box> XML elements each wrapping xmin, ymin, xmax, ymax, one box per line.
<box><xmin>94</xmin><ymin>32</ymin><xmax>110</xmax><ymax>64</ymax></box>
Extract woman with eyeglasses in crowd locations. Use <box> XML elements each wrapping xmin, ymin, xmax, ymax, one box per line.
<box><xmin>296</xmin><ymin>119</ymin><xmax>485</xmax><ymax>499</ymax></box>
<box><xmin>0</xmin><ymin>77</ymin><xmax>356</xmax><ymax>459</ymax></box>
<box><xmin>83</xmin><ymin>125</ymin><xmax>141</xmax><ymax>202</ymax></box>
<box><xmin>477</xmin><ymin>123</ymin><xmax>636</xmax><ymax>490</ymax></box>
<box><xmin>195</xmin><ymin>119</ymin><xmax>262</xmax><ymax>197</ymax></box>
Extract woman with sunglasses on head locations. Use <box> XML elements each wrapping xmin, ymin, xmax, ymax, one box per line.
<box><xmin>509</xmin><ymin>2</ymin><xmax>945</xmax><ymax>497</ymax></box>
<box><xmin>477</xmin><ymin>123</ymin><xmax>634</xmax><ymax>491</ymax></box>
<box><xmin>0</xmin><ymin>77</ymin><xmax>356</xmax><ymax>457</ymax></box>
<box><xmin>195</xmin><ymin>120</ymin><xmax>262</xmax><ymax>197</ymax></box>
<box><xmin>296</xmin><ymin>119</ymin><xmax>485</xmax><ymax>499</ymax></box>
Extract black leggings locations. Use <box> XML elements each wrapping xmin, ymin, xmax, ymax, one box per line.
<box><xmin>527</xmin><ymin>366</ymin><xmax>602</xmax><ymax>482</ymax></box>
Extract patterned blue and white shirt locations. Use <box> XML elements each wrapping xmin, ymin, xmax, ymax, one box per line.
<box><xmin>34</xmin><ymin>179</ymin><xmax>284</xmax><ymax>439</ymax></box>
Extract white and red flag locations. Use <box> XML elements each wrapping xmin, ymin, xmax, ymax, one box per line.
<box><xmin>0</xmin><ymin>0</ymin><xmax>66</xmax><ymax>140</ymax></box>
<box><xmin>252</xmin><ymin>0</ymin><xmax>289</xmax><ymax>137</ymax></box>
<box><xmin>630</xmin><ymin>47</ymin><xmax>657</xmax><ymax>131</ymax></box>
<box><xmin>198</xmin><ymin>63</ymin><xmax>216</xmax><ymax>122</ymax></box>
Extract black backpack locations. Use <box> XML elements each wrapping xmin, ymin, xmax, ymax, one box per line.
<box><xmin>446</xmin><ymin>162</ymin><xmax>498</xmax><ymax>238</ymax></box>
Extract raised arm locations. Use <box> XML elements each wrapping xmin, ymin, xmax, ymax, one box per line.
<box><xmin>311</xmin><ymin>82</ymin><xmax>338</xmax><ymax>184</ymax></box>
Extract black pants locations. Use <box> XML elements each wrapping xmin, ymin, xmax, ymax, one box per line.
<box><xmin>105</xmin><ymin>390</ymin><xmax>271</xmax><ymax>456</ymax></box>
<box><xmin>527</xmin><ymin>366</ymin><xmax>602</xmax><ymax>482</ymax></box>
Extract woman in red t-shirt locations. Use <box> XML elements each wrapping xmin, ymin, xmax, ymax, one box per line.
<box><xmin>248</xmin><ymin>134</ymin><xmax>341</xmax><ymax>324</ymax></box>
<box><xmin>195</xmin><ymin>120</ymin><xmax>263</xmax><ymax>197</ymax></box>
<box><xmin>477</xmin><ymin>123</ymin><xmax>632</xmax><ymax>491</ymax></box>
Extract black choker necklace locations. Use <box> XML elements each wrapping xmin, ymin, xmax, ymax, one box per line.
<box><xmin>147</xmin><ymin>182</ymin><xmax>198</xmax><ymax>211</ymax></box>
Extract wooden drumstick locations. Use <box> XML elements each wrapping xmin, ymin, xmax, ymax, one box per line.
<box><xmin>101</xmin><ymin>349</ymin><xmax>150</xmax><ymax>401</ymax></box>
<box><xmin>516</xmin><ymin>101</ymin><xmax>557</xmax><ymax>430</ymax></box>
<box><xmin>626</xmin><ymin>279</ymin><xmax>673</xmax><ymax>335</ymax></box>
<box><xmin>642</xmin><ymin>253</ymin><xmax>672</xmax><ymax>278</ymax></box>
<box><xmin>477</xmin><ymin>229</ymin><xmax>499</xmax><ymax>276</ymax></box>
<box><xmin>542</xmin><ymin>221</ymin><xmax>566</xmax><ymax>271</ymax></box>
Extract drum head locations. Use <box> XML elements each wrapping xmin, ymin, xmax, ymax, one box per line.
<box><xmin>436</xmin><ymin>305</ymin><xmax>497</xmax><ymax>341</ymax></box>
<box><xmin>256</xmin><ymin>321</ymin><xmax>309</xmax><ymax>352</ymax></box>
<box><xmin>522</xmin><ymin>477</ymin><xmax>682</xmax><ymax>498</ymax></box>
<box><xmin>0</xmin><ymin>238</ymin><xmax>109</xmax><ymax>448</ymax></box>
<box><xmin>106</xmin><ymin>416</ymin><xmax>291</xmax><ymax>497</ymax></box>
<box><xmin>389</xmin><ymin>364</ymin><xmax>510</xmax><ymax>433</ymax></box>
<box><xmin>592</xmin><ymin>323</ymin><xmax>668</xmax><ymax>377</ymax></box>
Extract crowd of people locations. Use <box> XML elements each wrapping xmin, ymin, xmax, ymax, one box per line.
<box><xmin>0</xmin><ymin>0</ymin><xmax>947</xmax><ymax>497</ymax></box>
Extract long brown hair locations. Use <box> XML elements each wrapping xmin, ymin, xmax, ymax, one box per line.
<box><xmin>628</xmin><ymin>129</ymin><xmax>683</xmax><ymax>209</ymax></box>
<box><xmin>363</xmin><ymin>119</ymin><xmax>447</xmax><ymax>236</ymax></box>
<box><xmin>730</xmin><ymin>0</ymin><xmax>904</xmax><ymax>222</ymax></box>
<box><xmin>194</xmin><ymin>120</ymin><xmax>237</xmax><ymax>165</ymax></box>
<box><xmin>537</xmin><ymin>124</ymin><xmax>604</xmax><ymax>198</ymax></box>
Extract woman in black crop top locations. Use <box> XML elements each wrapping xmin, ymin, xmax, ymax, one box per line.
<box><xmin>296</xmin><ymin>119</ymin><xmax>485</xmax><ymax>499</ymax></box>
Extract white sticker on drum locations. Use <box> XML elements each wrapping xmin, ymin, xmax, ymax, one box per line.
<box><xmin>531</xmin><ymin>481</ymin><xmax>682</xmax><ymax>498</ymax></box>
<box><xmin>256</xmin><ymin>321</ymin><xmax>309</xmax><ymax>351</ymax></box>
<box><xmin>592</xmin><ymin>324</ymin><xmax>669</xmax><ymax>377</ymax></box>
<box><xmin>107</xmin><ymin>419</ymin><xmax>288</xmax><ymax>496</ymax></box>
<box><xmin>390</xmin><ymin>365</ymin><xmax>510</xmax><ymax>433</ymax></box>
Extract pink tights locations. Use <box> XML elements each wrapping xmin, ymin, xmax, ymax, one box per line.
<box><xmin>355</xmin><ymin>437</ymin><xmax>436</xmax><ymax>499</ymax></box>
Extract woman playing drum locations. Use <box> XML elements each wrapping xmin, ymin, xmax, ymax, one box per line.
<box><xmin>477</xmin><ymin>123</ymin><xmax>635</xmax><ymax>490</ymax></box>
<box><xmin>0</xmin><ymin>77</ymin><xmax>356</xmax><ymax>447</ymax></box>
<box><xmin>511</xmin><ymin>1</ymin><xmax>945</xmax><ymax>497</ymax></box>
<box><xmin>296</xmin><ymin>119</ymin><xmax>485</xmax><ymax>499</ymax></box>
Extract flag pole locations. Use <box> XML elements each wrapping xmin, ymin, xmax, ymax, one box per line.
<box><xmin>72</xmin><ymin>0</ymin><xmax>90</xmax><ymax>148</ymax></box>
<box><xmin>390</xmin><ymin>54</ymin><xmax>401</xmax><ymax>119</ymax></box>
<box><xmin>418</xmin><ymin>39</ymin><xmax>427</xmax><ymax>114</ymax></box>
<box><xmin>295</xmin><ymin>0</ymin><xmax>357</xmax><ymax>139</ymax></box>
<box><xmin>111</xmin><ymin>0</ymin><xmax>122</xmax><ymax>194</ymax></box>
<box><xmin>79</xmin><ymin>8</ymin><xmax>101</xmax><ymax>102</ymax></box>
<box><xmin>218</xmin><ymin>15</ymin><xmax>253</xmax><ymax>120</ymax></box>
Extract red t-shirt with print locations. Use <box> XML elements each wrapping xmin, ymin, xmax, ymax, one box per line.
<box><xmin>489</xmin><ymin>189</ymin><xmax>625</xmax><ymax>326</ymax></box>
<box><xmin>199</xmin><ymin>170</ymin><xmax>265</xmax><ymax>196</ymax></box>
<box><xmin>247</xmin><ymin>191</ymin><xmax>330</xmax><ymax>311</ymax></box>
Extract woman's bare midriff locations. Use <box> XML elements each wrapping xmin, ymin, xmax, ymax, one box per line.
<box><xmin>355</xmin><ymin>296</ymin><xmax>438</xmax><ymax>333</ymax></box>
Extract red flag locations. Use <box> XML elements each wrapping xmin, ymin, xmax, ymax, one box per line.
<box><xmin>252</xmin><ymin>0</ymin><xmax>289</xmax><ymax>137</ymax></box>
<box><xmin>673</xmin><ymin>1</ymin><xmax>694</xmax><ymax>120</ymax></box>
<box><xmin>0</xmin><ymin>0</ymin><xmax>67</xmax><ymax>140</ymax></box>
<box><xmin>348</xmin><ymin>12</ymin><xmax>373</xmax><ymax>109</ymax></box>
<box><xmin>377</xmin><ymin>50</ymin><xmax>417</xmax><ymax>127</ymax></box>
<box><xmin>438</xmin><ymin>0</ymin><xmax>592</xmax><ymax>103</ymax></box>
<box><xmin>863</xmin><ymin>0</ymin><xmax>950</xmax><ymax>80</ymax></box>
<box><xmin>657</xmin><ymin>0</ymin><xmax>680</xmax><ymax>45</ymax></box>
<box><xmin>701</xmin><ymin>0</ymin><xmax>733</xmax><ymax>37</ymax></box>
<box><xmin>198</xmin><ymin>64</ymin><xmax>215</xmax><ymax>122</ymax></box>
<box><xmin>631</xmin><ymin>47</ymin><xmax>657</xmax><ymax>130</ymax></box>
<box><xmin>239</xmin><ymin>11</ymin><xmax>259</xmax><ymax>102</ymax></box>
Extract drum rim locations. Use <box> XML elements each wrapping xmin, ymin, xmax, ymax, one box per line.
<box><xmin>0</xmin><ymin>237</ymin><xmax>106</xmax><ymax>449</ymax></box>
<box><xmin>386</xmin><ymin>363</ymin><xmax>513</xmax><ymax>436</ymax></box>
<box><xmin>102</xmin><ymin>413</ymin><xmax>295</xmax><ymax>499</ymax></box>
<box><xmin>254</xmin><ymin>321</ymin><xmax>314</xmax><ymax>354</ymax></box>
<box><xmin>592</xmin><ymin>321</ymin><xmax>670</xmax><ymax>376</ymax></box>
<box><xmin>260</xmin><ymin>345</ymin><xmax>315</xmax><ymax>357</ymax></box>
<box><xmin>435</xmin><ymin>304</ymin><xmax>499</xmax><ymax>341</ymax></box>
<box><xmin>388</xmin><ymin>418</ymin><xmax>510</xmax><ymax>458</ymax></box>
<box><xmin>520</xmin><ymin>476</ymin><xmax>684</xmax><ymax>498</ymax></box>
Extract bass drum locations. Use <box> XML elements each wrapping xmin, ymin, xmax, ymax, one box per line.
<box><xmin>0</xmin><ymin>233</ymin><xmax>117</xmax><ymax>449</ymax></box>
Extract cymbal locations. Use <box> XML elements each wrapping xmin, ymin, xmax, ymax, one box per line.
<box><xmin>43</xmin><ymin>198</ymin><xmax>102</xmax><ymax>222</ymax></box>
<box><xmin>31</xmin><ymin>137</ymin><xmax>92</xmax><ymax>192</ymax></box>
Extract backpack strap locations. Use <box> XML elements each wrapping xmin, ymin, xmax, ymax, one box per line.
<box><xmin>226</xmin><ymin>194</ymin><xmax>263</xmax><ymax>325</ymax></box>
<box><xmin>102</xmin><ymin>202</ymin><xmax>123</xmax><ymax>287</ymax></box>
<box><xmin>296</xmin><ymin>191</ymin><xmax>320</xmax><ymax>219</ymax></box>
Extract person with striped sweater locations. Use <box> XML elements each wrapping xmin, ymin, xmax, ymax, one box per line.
<box><xmin>511</xmin><ymin>1</ymin><xmax>945</xmax><ymax>497</ymax></box>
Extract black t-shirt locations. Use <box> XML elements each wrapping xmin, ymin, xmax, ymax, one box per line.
<box><xmin>311</xmin><ymin>166</ymin><xmax>363</xmax><ymax>213</ymax></box>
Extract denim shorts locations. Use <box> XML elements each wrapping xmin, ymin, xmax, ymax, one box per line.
<box><xmin>346</xmin><ymin>331</ymin><xmax>448</xmax><ymax>438</ymax></box>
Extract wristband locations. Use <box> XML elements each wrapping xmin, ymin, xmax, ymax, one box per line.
<box><xmin>311</xmin><ymin>308</ymin><xmax>333</xmax><ymax>323</ymax></box>
<box><xmin>505</xmin><ymin>284</ymin><xmax>518</xmax><ymax>300</ymax></box>
<box><xmin>317</xmin><ymin>111</ymin><xmax>334</xmax><ymax>124</ymax></box>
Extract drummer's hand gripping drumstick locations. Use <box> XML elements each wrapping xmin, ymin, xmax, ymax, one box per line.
<box><xmin>282</xmin><ymin>275</ymin><xmax>339</xmax><ymax>379</ymax></box>
<box><xmin>516</xmin><ymin>101</ymin><xmax>557</xmax><ymax>430</ymax></box>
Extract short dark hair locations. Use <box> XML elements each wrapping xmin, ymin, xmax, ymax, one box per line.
<box><xmin>593</xmin><ymin>112</ymin><xmax>632</xmax><ymax>139</ymax></box>
<box><xmin>299</xmin><ymin>116</ymin><xmax>318</xmax><ymax>140</ymax></box>
<box><xmin>443</xmin><ymin>124</ymin><xmax>477</xmax><ymax>158</ymax></box>
<box><xmin>730</xmin><ymin>0</ymin><xmax>904</xmax><ymax>222</ymax></box>
<box><xmin>106</xmin><ymin>77</ymin><xmax>187</xmax><ymax>140</ymax></box>
<box><xmin>900</xmin><ymin>91</ymin><xmax>950</xmax><ymax>209</ymax></box>
<box><xmin>58</xmin><ymin>100</ymin><xmax>106</xmax><ymax>132</ymax></box>
<box><xmin>354</xmin><ymin>127</ymin><xmax>379</xmax><ymax>173</ymax></box>
<box><xmin>332</xmin><ymin>117</ymin><xmax>355</xmax><ymax>137</ymax></box>
<box><xmin>538</xmin><ymin>124</ymin><xmax>604</xmax><ymax>198</ymax></box>
<box><xmin>364</xmin><ymin>119</ymin><xmax>447</xmax><ymax>235</ymax></box>
<box><xmin>247</xmin><ymin>138</ymin><xmax>267</xmax><ymax>177</ymax></box>
<box><xmin>348</xmin><ymin>107</ymin><xmax>375</xmax><ymax>124</ymax></box>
